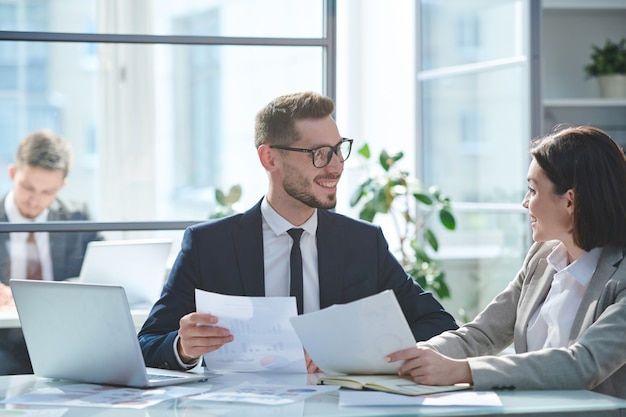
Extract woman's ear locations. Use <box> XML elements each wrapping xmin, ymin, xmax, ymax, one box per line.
<box><xmin>565</xmin><ymin>189</ymin><xmax>575</xmax><ymax>212</ymax></box>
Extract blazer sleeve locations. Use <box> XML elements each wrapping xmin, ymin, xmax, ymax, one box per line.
<box><xmin>424</xmin><ymin>242</ymin><xmax>626</xmax><ymax>394</ymax></box>
<box><xmin>418</xmin><ymin>242</ymin><xmax>551</xmax><ymax>359</ymax></box>
<box><xmin>138</xmin><ymin>226</ymin><xmax>201</xmax><ymax>370</ymax></box>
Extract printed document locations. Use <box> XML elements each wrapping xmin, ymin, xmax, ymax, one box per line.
<box><xmin>289</xmin><ymin>290</ymin><xmax>416</xmax><ymax>375</ymax></box>
<box><xmin>195</xmin><ymin>289</ymin><xmax>306</xmax><ymax>373</ymax></box>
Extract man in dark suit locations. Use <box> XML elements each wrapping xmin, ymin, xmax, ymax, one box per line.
<box><xmin>138</xmin><ymin>91</ymin><xmax>458</xmax><ymax>372</ymax></box>
<box><xmin>0</xmin><ymin>129</ymin><xmax>101</xmax><ymax>375</ymax></box>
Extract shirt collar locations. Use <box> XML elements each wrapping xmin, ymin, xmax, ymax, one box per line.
<box><xmin>5</xmin><ymin>189</ymin><xmax>49</xmax><ymax>223</ymax></box>
<box><xmin>547</xmin><ymin>242</ymin><xmax>603</xmax><ymax>287</ymax></box>
<box><xmin>260</xmin><ymin>197</ymin><xmax>318</xmax><ymax>237</ymax></box>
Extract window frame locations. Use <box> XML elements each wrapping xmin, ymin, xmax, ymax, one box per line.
<box><xmin>0</xmin><ymin>0</ymin><xmax>337</xmax><ymax>234</ymax></box>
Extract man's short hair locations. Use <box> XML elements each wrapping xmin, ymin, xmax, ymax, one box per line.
<box><xmin>254</xmin><ymin>91</ymin><xmax>335</xmax><ymax>148</ymax></box>
<box><xmin>15</xmin><ymin>129</ymin><xmax>73</xmax><ymax>178</ymax></box>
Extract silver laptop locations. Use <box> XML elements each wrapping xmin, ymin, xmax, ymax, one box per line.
<box><xmin>11</xmin><ymin>279</ymin><xmax>210</xmax><ymax>388</ymax></box>
<box><xmin>77</xmin><ymin>239</ymin><xmax>172</xmax><ymax>307</ymax></box>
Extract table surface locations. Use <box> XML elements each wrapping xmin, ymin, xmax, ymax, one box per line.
<box><xmin>1</xmin><ymin>372</ymin><xmax>625</xmax><ymax>417</ymax></box>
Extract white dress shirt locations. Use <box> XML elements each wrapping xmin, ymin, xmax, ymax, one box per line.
<box><xmin>526</xmin><ymin>242</ymin><xmax>602</xmax><ymax>351</ymax></box>
<box><xmin>4</xmin><ymin>189</ymin><xmax>53</xmax><ymax>281</ymax></box>
<box><xmin>175</xmin><ymin>198</ymin><xmax>321</xmax><ymax>368</ymax></box>
<box><xmin>260</xmin><ymin>197</ymin><xmax>320</xmax><ymax>314</ymax></box>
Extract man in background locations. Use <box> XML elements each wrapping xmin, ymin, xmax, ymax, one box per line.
<box><xmin>0</xmin><ymin>129</ymin><xmax>101</xmax><ymax>375</ymax></box>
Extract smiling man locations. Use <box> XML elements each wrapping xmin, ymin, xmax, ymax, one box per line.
<box><xmin>0</xmin><ymin>129</ymin><xmax>102</xmax><ymax>374</ymax></box>
<box><xmin>138</xmin><ymin>91</ymin><xmax>458</xmax><ymax>373</ymax></box>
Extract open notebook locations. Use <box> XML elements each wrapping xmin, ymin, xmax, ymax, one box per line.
<box><xmin>10</xmin><ymin>279</ymin><xmax>211</xmax><ymax>388</ymax></box>
<box><xmin>77</xmin><ymin>238</ymin><xmax>173</xmax><ymax>307</ymax></box>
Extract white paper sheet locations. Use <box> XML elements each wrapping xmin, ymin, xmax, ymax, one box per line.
<box><xmin>196</xmin><ymin>289</ymin><xmax>307</xmax><ymax>373</ymax></box>
<box><xmin>0</xmin><ymin>410</ymin><xmax>68</xmax><ymax>417</ymax></box>
<box><xmin>1</xmin><ymin>383</ymin><xmax>209</xmax><ymax>409</ymax></box>
<box><xmin>289</xmin><ymin>290</ymin><xmax>416</xmax><ymax>375</ymax></box>
<box><xmin>339</xmin><ymin>390</ymin><xmax>503</xmax><ymax>407</ymax></box>
<box><xmin>190</xmin><ymin>382</ymin><xmax>339</xmax><ymax>405</ymax></box>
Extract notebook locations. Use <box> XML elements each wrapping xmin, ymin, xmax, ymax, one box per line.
<box><xmin>10</xmin><ymin>279</ymin><xmax>211</xmax><ymax>388</ymax></box>
<box><xmin>77</xmin><ymin>238</ymin><xmax>173</xmax><ymax>307</ymax></box>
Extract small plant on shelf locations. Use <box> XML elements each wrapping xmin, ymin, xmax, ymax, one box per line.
<box><xmin>584</xmin><ymin>38</ymin><xmax>626</xmax><ymax>78</ymax></box>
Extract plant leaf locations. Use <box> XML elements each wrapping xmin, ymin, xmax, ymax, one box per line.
<box><xmin>439</xmin><ymin>208</ymin><xmax>456</xmax><ymax>230</ymax></box>
<box><xmin>359</xmin><ymin>202</ymin><xmax>377</xmax><ymax>222</ymax></box>
<box><xmin>424</xmin><ymin>227</ymin><xmax>439</xmax><ymax>251</ymax></box>
<box><xmin>358</xmin><ymin>143</ymin><xmax>371</xmax><ymax>159</ymax></box>
<box><xmin>223</xmin><ymin>184</ymin><xmax>242</xmax><ymax>205</ymax></box>
<box><xmin>349</xmin><ymin>181</ymin><xmax>369</xmax><ymax>207</ymax></box>
<box><xmin>412</xmin><ymin>243</ymin><xmax>432</xmax><ymax>262</ymax></box>
<box><xmin>413</xmin><ymin>192</ymin><xmax>433</xmax><ymax>205</ymax></box>
<box><xmin>215</xmin><ymin>188</ymin><xmax>226</xmax><ymax>205</ymax></box>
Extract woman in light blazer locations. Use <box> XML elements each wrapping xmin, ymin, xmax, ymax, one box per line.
<box><xmin>387</xmin><ymin>125</ymin><xmax>626</xmax><ymax>399</ymax></box>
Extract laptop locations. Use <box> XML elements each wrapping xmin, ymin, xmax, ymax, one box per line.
<box><xmin>10</xmin><ymin>279</ymin><xmax>211</xmax><ymax>388</ymax></box>
<box><xmin>77</xmin><ymin>239</ymin><xmax>173</xmax><ymax>307</ymax></box>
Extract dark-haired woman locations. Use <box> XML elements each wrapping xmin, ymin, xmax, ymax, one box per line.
<box><xmin>387</xmin><ymin>126</ymin><xmax>626</xmax><ymax>399</ymax></box>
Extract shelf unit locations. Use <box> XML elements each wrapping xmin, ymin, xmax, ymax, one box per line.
<box><xmin>540</xmin><ymin>0</ymin><xmax>626</xmax><ymax>145</ymax></box>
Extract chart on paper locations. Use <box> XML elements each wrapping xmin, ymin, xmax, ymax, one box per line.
<box><xmin>195</xmin><ymin>289</ymin><xmax>307</xmax><ymax>373</ymax></box>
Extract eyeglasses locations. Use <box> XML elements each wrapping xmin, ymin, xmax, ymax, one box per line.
<box><xmin>270</xmin><ymin>138</ymin><xmax>353</xmax><ymax>168</ymax></box>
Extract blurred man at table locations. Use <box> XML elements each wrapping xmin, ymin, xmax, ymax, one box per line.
<box><xmin>0</xmin><ymin>129</ymin><xmax>102</xmax><ymax>375</ymax></box>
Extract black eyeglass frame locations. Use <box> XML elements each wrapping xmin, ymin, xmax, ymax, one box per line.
<box><xmin>269</xmin><ymin>138</ymin><xmax>353</xmax><ymax>168</ymax></box>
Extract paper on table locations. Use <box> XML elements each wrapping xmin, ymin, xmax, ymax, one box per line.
<box><xmin>339</xmin><ymin>390</ymin><xmax>503</xmax><ymax>407</ymax></box>
<box><xmin>190</xmin><ymin>382</ymin><xmax>340</xmax><ymax>405</ymax></box>
<box><xmin>1</xmin><ymin>383</ymin><xmax>209</xmax><ymax>409</ymax></box>
<box><xmin>195</xmin><ymin>289</ymin><xmax>307</xmax><ymax>373</ymax></box>
<box><xmin>289</xmin><ymin>290</ymin><xmax>416</xmax><ymax>375</ymax></box>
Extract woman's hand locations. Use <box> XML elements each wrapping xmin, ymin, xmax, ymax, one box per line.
<box><xmin>386</xmin><ymin>345</ymin><xmax>473</xmax><ymax>386</ymax></box>
<box><xmin>304</xmin><ymin>350</ymin><xmax>320</xmax><ymax>373</ymax></box>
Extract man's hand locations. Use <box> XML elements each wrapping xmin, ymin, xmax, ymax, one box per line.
<box><xmin>0</xmin><ymin>283</ymin><xmax>14</xmax><ymax>307</ymax></box>
<box><xmin>386</xmin><ymin>345</ymin><xmax>473</xmax><ymax>386</ymax></box>
<box><xmin>177</xmin><ymin>312</ymin><xmax>233</xmax><ymax>363</ymax></box>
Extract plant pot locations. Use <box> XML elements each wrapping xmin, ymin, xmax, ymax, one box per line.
<box><xmin>596</xmin><ymin>74</ymin><xmax>626</xmax><ymax>98</ymax></box>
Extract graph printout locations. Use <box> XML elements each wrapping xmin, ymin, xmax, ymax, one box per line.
<box><xmin>195</xmin><ymin>289</ymin><xmax>307</xmax><ymax>373</ymax></box>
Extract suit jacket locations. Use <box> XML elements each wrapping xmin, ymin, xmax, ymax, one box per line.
<box><xmin>0</xmin><ymin>193</ymin><xmax>102</xmax><ymax>375</ymax></box>
<box><xmin>139</xmin><ymin>199</ymin><xmax>458</xmax><ymax>371</ymax></box>
<box><xmin>0</xmin><ymin>194</ymin><xmax>102</xmax><ymax>284</ymax></box>
<box><xmin>423</xmin><ymin>240</ymin><xmax>626</xmax><ymax>399</ymax></box>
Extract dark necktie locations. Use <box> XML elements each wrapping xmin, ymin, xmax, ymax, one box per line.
<box><xmin>26</xmin><ymin>232</ymin><xmax>43</xmax><ymax>280</ymax></box>
<box><xmin>287</xmin><ymin>228</ymin><xmax>304</xmax><ymax>315</ymax></box>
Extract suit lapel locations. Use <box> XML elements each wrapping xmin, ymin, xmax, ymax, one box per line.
<box><xmin>316</xmin><ymin>210</ymin><xmax>344</xmax><ymax>308</ymax></box>
<box><xmin>233</xmin><ymin>201</ymin><xmax>265</xmax><ymax>296</ymax></box>
<box><xmin>570</xmin><ymin>245</ymin><xmax>623</xmax><ymax>340</ymax></box>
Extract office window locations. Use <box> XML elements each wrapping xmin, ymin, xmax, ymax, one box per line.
<box><xmin>0</xmin><ymin>0</ymin><xmax>332</xmax><ymax>223</ymax></box>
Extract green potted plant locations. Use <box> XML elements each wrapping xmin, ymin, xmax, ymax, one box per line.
<box><xmin>584</xmin><ymin>38</ymin><xmax>626</xmax><ymax>98</ymax></box>
<box><xmin>350</xmin><ymin>144</ymin><xmax>456</xmax><ymax>300</ymax></box>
